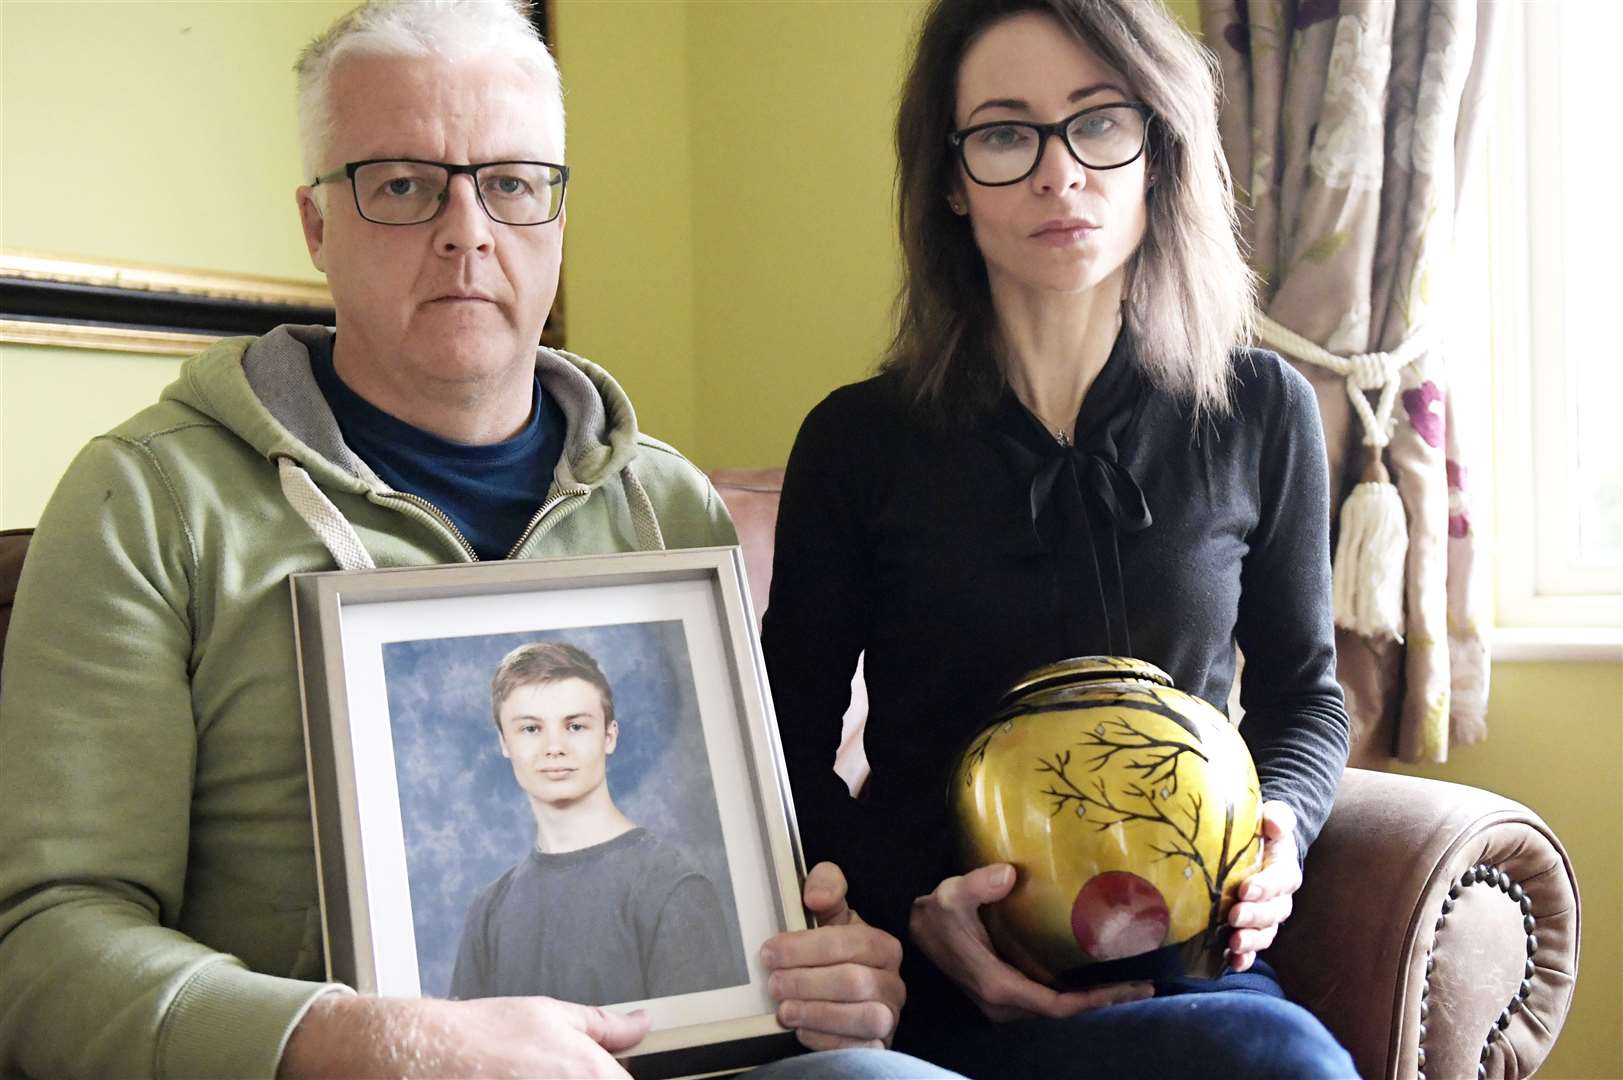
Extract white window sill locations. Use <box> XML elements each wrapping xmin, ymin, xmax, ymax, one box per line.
<box><xmin>1491</xmin><ymin>627</ymin><xmax>1623</xmax><ymax>663</ymax></box>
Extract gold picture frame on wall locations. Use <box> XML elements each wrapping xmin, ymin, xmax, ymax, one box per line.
<box><xmin>0</xmin><ymin>248</ymin><xmax>567</xmax><ymax>358</ymax></box>
<box><xmin>0</xmin><ymin>251</ymin><xmax>338</xmax><ymax>357</ymax></box>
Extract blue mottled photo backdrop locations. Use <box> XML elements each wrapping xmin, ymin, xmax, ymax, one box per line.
<box><xmin>381</xmin><ymin>620</ymin><xmax>747</xmax><ymax>998</ymax></box>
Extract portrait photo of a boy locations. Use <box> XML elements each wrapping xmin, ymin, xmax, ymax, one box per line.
<box><xmin>379</xmin><ymin>619</ymin><xmax>751</xmax><ymax>1005</ymax></box>
<box><xmin>448</xmin><ymin>641</ymin><xmax>740</xmax><ymax>1004</ymax></box>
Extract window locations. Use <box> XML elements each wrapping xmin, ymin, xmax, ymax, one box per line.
<box><xmin>1465</xmin><ymin>0</ymin><xmax>1622</xmax><ymax>650</ymax></box>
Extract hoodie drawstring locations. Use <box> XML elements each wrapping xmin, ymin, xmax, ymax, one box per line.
<box><xmin>620</xmin><ymin>464</ymin><xmax>667</xmax><ymax>551</ymax></box>
<box><xmin>278</xmin><ymin>457</ymin><xmax>377</xmax><ymax>571</ymax></box>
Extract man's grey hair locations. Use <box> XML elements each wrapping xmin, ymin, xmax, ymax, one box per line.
<box><xmin>295</xmin><ymin>0</ymin><xmax>564</xmax><ymax>192</ymax></box>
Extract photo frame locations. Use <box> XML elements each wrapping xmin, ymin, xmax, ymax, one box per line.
<box><xmin>290</xmin><ymin>548</ymin><xmax>805</xmax><ymax>1077</ymax></box>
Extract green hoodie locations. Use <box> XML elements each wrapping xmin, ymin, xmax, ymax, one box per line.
<box><xmin>0</xmin><ymin>326</ymin><xmax>735</xmax><ymax>1079</ymax></box>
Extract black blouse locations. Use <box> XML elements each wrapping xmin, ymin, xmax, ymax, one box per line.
<box><xmin>761</xmin><ymin>337</ymin><xmax>1350</xmax><ymax>1034</ymax></box>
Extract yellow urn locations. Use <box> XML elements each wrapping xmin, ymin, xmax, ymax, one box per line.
<box><xmin>953</xmin><ymin>656</ymin><xmax>1263</xmax><ymax>985</ymax></box>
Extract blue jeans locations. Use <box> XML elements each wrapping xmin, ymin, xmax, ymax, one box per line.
<box><xmin>900</xmin><ymin>961</ymin><xmax>1356</xmax><ymax>1080</ymax></box>
<box><xmin>746</xmin><ymin>1048</ymin><xmax>960</xmax><ymax>1078</ymax></box>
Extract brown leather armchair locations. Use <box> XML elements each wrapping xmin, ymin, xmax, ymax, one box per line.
<box><xmin>0</xmin><ymin>487</ymin><xmax>1580</xmax><ymax>1079</ymax></box>
<box><xmin>709</xmin><ymin>469</ymin><xmax>1581</xmax><ymax>1080</ymax></box>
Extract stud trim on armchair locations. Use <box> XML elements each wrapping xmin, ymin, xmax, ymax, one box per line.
<box><xmin>1421</xmin><ymin>862</ymin><xmax>1541</xmax><ymax>1080</ymax></box>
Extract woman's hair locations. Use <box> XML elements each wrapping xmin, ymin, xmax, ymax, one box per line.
<box><xmin>295</xmin><ymin>0</ymin><xmax>563</xmax><ymax>190</ymax></box>
<box><xmin>884</xmin><ymin>0</ymin><xmax>1255</xmax><ymax>421</ymax></box>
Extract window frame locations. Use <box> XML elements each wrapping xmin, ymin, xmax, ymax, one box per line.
<box><xmin>1481</xmin><ymin>0</ymin><xmax>1621</xmax><ymax>655</ymax></box>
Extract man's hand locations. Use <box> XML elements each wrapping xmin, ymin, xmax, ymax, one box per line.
<box><xmin>759</xmin><ymin>861</ymin><xmax>907</xmax><ymax>1050</ymax></box>
<box><xmin>909</xmin><ymin>863</ymin><xmax>1153</xmax><ymax>1023</ymax></box>
<box><xmin>278</xmin><ymin>993</ymin><xmax>650</xmax><ymax>1078</ymax></box>
<box><xmin>1226</xmin><ymin>800</ymin><xmax>1303</xmax><ymax>973</ymax></box>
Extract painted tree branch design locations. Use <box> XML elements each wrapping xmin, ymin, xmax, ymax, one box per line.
<box><xmin>960</xmin><ymin>724</ymin><xmax>999</xmax><ymax>785</ymax></box>
<box><xmin>1033</xmin><ymin>702</ymin><xmax>1262</xmax><ymax>946</ymax></box>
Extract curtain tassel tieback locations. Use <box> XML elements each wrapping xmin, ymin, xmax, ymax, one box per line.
<box><xmin>1332</xmin><ymin>457</ymin><xmax>1409</xmax><ymax>642</ymax></box>
<box><xmin>1257</xmin><ymin>315</ymin><xmax>1429</xmax><ymax>642</ymax></box>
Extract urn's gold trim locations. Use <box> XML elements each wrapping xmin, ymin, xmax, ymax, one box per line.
<box><xmin>1001</xmin><ymin>655</ymin><xmax>1173</xmax><ymax>705</ymax></box>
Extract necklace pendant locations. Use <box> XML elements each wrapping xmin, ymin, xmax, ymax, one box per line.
<box><xmin>1054</xmin><ymin>429</ymin><xmax>1071</xmax><ymax>448</ymax></box>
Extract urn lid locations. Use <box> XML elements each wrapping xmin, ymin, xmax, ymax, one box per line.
<box><xmin>997</xmin><ymin>655</ymin><xmax>1174</xmax><ymax>709</ymax></box>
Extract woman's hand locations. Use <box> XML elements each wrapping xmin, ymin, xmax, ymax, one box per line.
<box><xmin>909</xmin><ymin>864</ymin><xmax>1153</xmax><ymax>1022</ymax></box>
<box><xmin>1226</xmin><ymin>800</ymin><xmax>1303</xmax><ymax>972</ymax></box>
<box><xmin>760</xmin><ymin>861</ymin><xmax>907</xmax><ymax>1050</ymax></box>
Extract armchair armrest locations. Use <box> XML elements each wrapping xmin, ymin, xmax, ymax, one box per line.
<box><xmin>1271</xmin><ymin>768</ymin><xmax>1579</xmax><ymax>1080</ymax></box>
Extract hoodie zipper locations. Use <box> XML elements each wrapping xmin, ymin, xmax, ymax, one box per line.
<box><xmin>380</xmin><ymin>491</ymin><xmax>481</xmax><ymax>560</ymax></box>
<box><xmin>376</xmin><ymin>478</ymin><xmax>595</xmax><ymax>563</ymax></box>
<box><xmin>506</xmin><ymin>483</ymin><xmax>591</xmax><ymax>557</ymax></box>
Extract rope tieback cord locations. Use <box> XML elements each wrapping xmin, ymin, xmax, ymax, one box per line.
<box><xmin>1256</xmin><ymin>314</ymin><xmax>1431</xmax><ymax>642</ymax></box>
<box><xmin>1257</xmin><ymin>315</ymin><xmax>1430</xmax><ymax>452</ymax></box>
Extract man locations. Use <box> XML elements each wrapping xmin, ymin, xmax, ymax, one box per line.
<box><xmin>0</xmin><ymin>3</ymin><xmax>921</xmax><ymax>1077</ymax></box>
<box><xmin>449</xmin><ymin>641</ymin><xmax>743</xmax><ymax>1004</ymax></box>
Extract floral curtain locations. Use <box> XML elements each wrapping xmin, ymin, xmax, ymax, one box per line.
<box><xmin>1200</xmin><ymin>0</ymin><xmax>1499</xmax><ymax>762</ymax></box>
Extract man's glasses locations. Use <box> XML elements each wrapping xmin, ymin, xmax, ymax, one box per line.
<box><xmin>312</xmin><ymin>159</ymin><xmax>570</xmax><ymax>226</ymax></box>
<box><xmin>948</xmin><ymin>103</ymin><xmax>1153</xmax><ymax>187</ymax></box>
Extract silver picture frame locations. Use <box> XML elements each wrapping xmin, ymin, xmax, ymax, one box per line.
<box><xmin>290</xmin><ymin>547</ymin><xmax>806</xmax><ymax>1077</ymax></box>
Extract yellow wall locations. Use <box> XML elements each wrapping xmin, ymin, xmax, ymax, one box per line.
<box><xmin>554</xmin><ymin>0</ymin><xmax>919</xmax><ymax>466</ymax></box>
<box><xmin>684</xmin><ymin>0</ymin><xmax>920</xmax><ymax>468</ymax></box>
<box><xmin>1</xmin><ymin>3</ymin><xmax>1617</xmax><ymax>1076</ymax></box>
<box><xmin>553</xmin><ymin>0</ymin><xmax>700</xmax><ymax>455</ymax></box>
<box><xmin>1</xmin><ymin>1</ymin><xmax>351</xmax><ymax>279</ymax></box>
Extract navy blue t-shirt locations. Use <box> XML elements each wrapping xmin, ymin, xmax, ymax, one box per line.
<box><xmin>308</xmin><ymin>336</ymin><xmax>566</xmax><ymax>560</ymax></box>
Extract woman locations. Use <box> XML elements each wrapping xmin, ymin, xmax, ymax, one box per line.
<box><xmin>761</xmin><ymin>1</ymin><xmax>1356</xmax><ymax>1076</ymax></box>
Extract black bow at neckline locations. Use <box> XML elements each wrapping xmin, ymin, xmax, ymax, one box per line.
<box><xmin>994</xmin><ymin>331</ymin><xmax>1154</xmax><ymax>545</ymax></box>
<box><xmin>1007</xmin><ymin>436</ymin><xmax>1153</xmax><ymax>539</ymax></box>
<box><xmin>990</xmin><ymin>336</ymin><xmax>1153</xmax><ymax>658</ymax></box>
